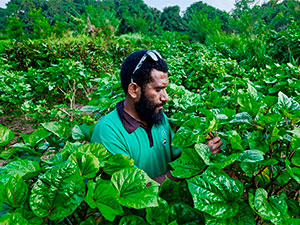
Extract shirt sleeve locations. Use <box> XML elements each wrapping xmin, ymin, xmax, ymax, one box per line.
<box><xmin>91</xmin><ymin>121</ymin><xmax>130</xmax><ymax>157</ymax></box>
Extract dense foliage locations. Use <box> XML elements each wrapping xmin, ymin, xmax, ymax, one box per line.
<box><xmin>1</xmin><ymin>0</ymin><xmax>300</xmax><ymax>224</ymax></box>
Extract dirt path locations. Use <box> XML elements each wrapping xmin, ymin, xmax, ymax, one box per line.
<box><xmin>0</xmin><ymin>115</ymin><xmax>37</xmax><ymax>145</ymax></box>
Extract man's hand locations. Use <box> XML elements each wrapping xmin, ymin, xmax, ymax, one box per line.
<box><xmin>206</xmin><ymin>131</ymin><xmax>223</xmax><ymax>154</ymax></box>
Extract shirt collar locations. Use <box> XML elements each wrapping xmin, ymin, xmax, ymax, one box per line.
<box><xmin>116</xmin><ymin>100</ymin><xmax>151</xmax><ymax>134</ymax></box>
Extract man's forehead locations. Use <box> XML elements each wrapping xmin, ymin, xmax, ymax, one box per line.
<box><xmin>148</xmin><ymin>69</ymin><xmax>168</xmax><ymax>85</ymax></box>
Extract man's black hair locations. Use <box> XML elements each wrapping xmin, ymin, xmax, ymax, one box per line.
<box><xmin>120</xmin><ymin>49</ymin><xmax>168</xmax><ymax>94</ymax></box>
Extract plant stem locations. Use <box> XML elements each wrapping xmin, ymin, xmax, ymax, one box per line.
<box><xmin>285</xmin><ymin>116</ymin><xmax>289</xmax><ymax>129</ymax></box>
<box><xmin>274</xmin><ymin>179</ymin><xmax>293</xmax><ymax>195</ymax></box>
<box><xmin>288</xmin><ymin>150</ymin><xmax>295</xmax><ymax>161</ymax></box>
<box><xmin>265</xmin><ymin>170</ymin><xmax>282</xmax><ymax>190</ymax></box>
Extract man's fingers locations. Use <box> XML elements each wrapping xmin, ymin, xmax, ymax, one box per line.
<box><xmin>211</xmin><ymin>147</ymin><xmax>221</xmax><ymax>154</ymax></box>
<box><xmin>208</xmin><ymin>131</ymin><xmax>214</xmax><ymax>139</ymax></box>
<box><xmin>206</xmin><ymin>136</ymin><xmax>223</xmax><ymax>154</ymax></box>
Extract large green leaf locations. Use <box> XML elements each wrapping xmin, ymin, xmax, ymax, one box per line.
<box><xmin>187</xmin><ymin>168</ymin><xmax>243</xmax><ymax>219</ymax></box>
<box><xmin>278</xmin><ymin>92</ymin><xmax>300</xmax><ymax>113</ymax></box>
<box><xmin>21</xmin><ymin>128</ymin><xmax>50</xmax><ymax>148</ymax></box>
<box><xmin>286</xmin><ymin>159</ymin><xmax>300</xmax><ymax>184</ymax></box>
<box><xmin>237</xmin><ymin>93</ymin><xmax>260</xmax><ymax>117</ymax></box>
<box><xmin>291</xmin><ymin>151</ymin><xmax>300</xmax><ymax>167</ymax></box>
<box><xmin>286</xmin><ymin>199</ymin><xmax>300</xmax><ymax>217</ymax></box>
<box><xmin>4</xmin><ymin>174</ymin><xmax>28</xmax><ymax>208</ymax></box>
<box><xmin>172</xmin><ymin>117</ymin><xmax>205</xmax><ymax>148</ymax></box>
<box><xmin>289</xmin><ymin>127</ymin><xmax>300</xmax><ymax>151</ymax></box>
<box><xmin>12</xmin><ymin>143</ymin><xmax>41</xmax><ymax>156</ymax></box>
<box><xmin>253</xmin><ymin>188</ymin><xmax>289</xmax><ymax>223</ymax></box>
<box><xmin>30</xmin><ymin>161</ymin><xmax>85</xmax><ymax>220</ymax></box>
<box><xmin>15</xmin><ymin>208</ymin><xmax>43</xmax><ymax>225</ymax></box>
<box><xmin>103</xmin><ymin>154</ymin><xmax>134</xmax><ymax>175</ymax></box>
<box><xmin>227</xmin><ymin>130</ymin><xmax>243</xmax><ymax>151</ymax></box>
<box><xmin>78</xmin><ymin>143</ymin><xmax>111</xmax><ymax>166</ymax></box>
<box><xmin>118</xmin><ymin>215</ymin><xmax>148</xmax><ymax>225</ymax></box>
<box><xmin>159</xmin><ymin>178</ymin><xmax>181</xmax><ymax>203</ymax></box>
<box><xmin>284</xmin><ymin>219</ymin><xmax>300</xmax><ymax>225</ymax></box>
<box><xmin>209</xmin><ymin>153</ymin><xmax>242</xmax><ymax>169</ymax></box>
<box><xmin>0</xmin><ymin>148</ymin><xmax>16</xmax><ymax>160</ymax></box>
<box><xmin>59</xmin><ymin>141</ymin><xmax>83</xmax><ymax>160</ymax></box>
<box><xmin>41</xmin><ymin>121</ymin><xmax>72</xmax><ymax>138</ymax></box>
<box><xmin>0</xmin><ymin>212</ymin><xmax>28</xmax><ymax>224</ymax></box>
<box><xmin>85</xmin><ymin>179</ymin><xmax>123</xmax><ymax>221</ymax></box>
<box><xmin>146</xmin><ymin>197</ymin><xmax>169</xmax><ymax>225</ymax></box>
<box><xmin>72</xmin><ymin>124</ymin><xmax>94</xmax><ymax>141</ymax></box>
<box><xmin>0</xmin><ymin>159</ymin><xmax>40</xmax><ymax>183</ymax></box>
<box><xmin>111</xmin><ymin>168</ymin><xmax>159</xmax><ymax>209</ymax></box>
<box><xmin>204</xmin><ymin>202</ymin><xmax>255</xmax><ymax>225</ymax></box>
<box><xmin>230</xmin><ymin>112</ymin><xmax>252</xmax><ymax>124</ymax></box>
<box><xmin>68</xmin><ymin>151</ymin><xmax>100</xmax><ymax>178</ymax></box>
<box><xmin>240</xmin><ymin>162</ymin><xmax>259</xmax><ymax>177</ymax></box>
<box><xmin>0</xmin><ymin>124</ymin><xmax>14</xmax><ymax>147</ymax></box>
<box><xmin>169</xmin><ymin>202</ymin><xmax>205</xmax><ymax>225</ymax></box>
<box><xmin>170</xmin><ymin>147</ymin><xmax>207</xmax><ymax>179</ymax></box>
<box><xmin>239</xmin><ymin>150</ymin><xmax>265</xmax><ymax>163</ymax></box>
<box><xmin>278</xmin><ymin>92</ymin><xmax>300</xmax><ymax>122</ymax></box>
<box><xmin>247</xmin><ymin>131</ymin><xmax>269</xmax><ymax>153</ymax></box>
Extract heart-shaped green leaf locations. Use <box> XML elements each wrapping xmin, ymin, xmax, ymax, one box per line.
<box><xmin>85</xmin><ymin>179</ymin><xmax>123</xmax><ymax>221</ymax></box>
<box><xmin>42</xmin><ymin>121</ymin><xmax>71</xmax><ymax>138</ymax></box>
<box><xmin>30</xmin><ymin>161</ymin><xmax>85</xmax><ymax>220</ymax></box>
<box><xmin>146</xmin><ymin>197</ymin><xmax>169</xmax><ymax>225</ymax></box>
<box><xmin>68</xmin><ymin>151</ymin><xmax>100</xmax><ymax>178</ymax></box>
<box><xmin>78</xmin><ymin>143</ymin><xmax>110</xmax><ymax>166</ymax></box>
<box><xmin>111</xmin><ymin>168</ymin><xmax>159</xmax><ymax>209</ymax></box>
<box><xmin>172</xmin><ymin>117</ymin><xmax>205</xmax><ymax>148</ymax></box>
<box><xmin>187</xmin><ymin>168</ymin><xmax>243</xmax><ymax>219</ymax></box>
<box><xmin>0</xmin><ymin>213</ymin><xmax>28</xmax><ymax>224</ymax></box>
<box><xmin>170</xmin><ymin>147</ymin><xmax>207</xmax><ymax>179</ymax></box>
<box><xmin>0</xmin><ymin>124</ymin><xmax>14</xmax><ymax>147</ymax></box>
<box><xmin>253</xmin><ymin>188</ymin><xmax>289</xmax><ymax>223</ymax></box>
<box><xmin>0</xmin><ymin>159</ymin><xmax>40</xmax><ymax>183</ymax></box>
<box><xmin>103</xmin><ymin>154</ymin><xmax>134</xmax><ymax>175</ymax></box>
<box><xmin>4</xmin><ymin>173</ymin><xmax>28</xmax><ymax>208</ymax></box>
<box><xmin>169</xmin><ymin>202</ymin><xmax>205</xmax><ymax>225</ymax></box>
<box><xmin>204</xmin><ymin>202</ymin><xmax>255</xmax><ymax>225</ymax></box>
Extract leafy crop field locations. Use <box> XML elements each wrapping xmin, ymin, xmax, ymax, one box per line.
<box><xmin>0</xmin><ymin>31</ymin><xmax>300</xmax><ymax>224</ymax></box>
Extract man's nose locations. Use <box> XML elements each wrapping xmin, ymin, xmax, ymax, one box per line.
<box><xmin>161</xmin><ymin>89</ymin><xmax>169</xmax><ymax>102</ymax></box>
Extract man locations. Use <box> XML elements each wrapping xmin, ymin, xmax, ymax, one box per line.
<box><xmin>91</xmin><ymin>49</ymin><xmax>222</xmax><ymax>183</ymax></box>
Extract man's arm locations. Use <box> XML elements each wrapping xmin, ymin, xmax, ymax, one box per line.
<box><xmin>154</xmin><ymin>132</ymin><xmax>223</xmax><ymax>185</ymax></box>
<box><xmin>153</xmin><ymin>170</ymin><xmax>183</xmax><ymax>184</ymax></box>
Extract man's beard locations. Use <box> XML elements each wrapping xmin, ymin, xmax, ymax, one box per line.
<box><xmin>135</xmin><ymin>89</ymin><xmax>165</xmax><ymax>126</ymax></box>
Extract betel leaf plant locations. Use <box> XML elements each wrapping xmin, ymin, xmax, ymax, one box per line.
<box><xmin>1</xmin><ymin>31</ymin><xmax>300</xmax><ymax>224</ymax></box>
<box><xmin>166</xmin><ymin>78</ymin><xmax>300</xmax><ymax>224</ymax></box>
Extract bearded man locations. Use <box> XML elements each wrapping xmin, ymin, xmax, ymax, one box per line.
<box><xmin>91</xmin><ymin>50</ymin><xmax>222</xmax><ymax>183</ymax></box>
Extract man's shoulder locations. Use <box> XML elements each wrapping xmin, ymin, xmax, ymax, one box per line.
<box><xmin>91</xmin><ymin>109</ymin><xmax>122</xmax><ymax>142</ymax></box>
<box><xmin>98</xmin><ymin>109</ymin><xmax>120</xmax><ymax>124</ymax></box>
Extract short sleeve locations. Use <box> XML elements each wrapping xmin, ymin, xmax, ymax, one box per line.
<box><xmin>91</xmin><ymin>121</ymin><xmax>130</xmax><ymax>157</ymax></box>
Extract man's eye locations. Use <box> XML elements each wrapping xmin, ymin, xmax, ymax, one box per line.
<box><xmin>156</xmin><ymin>89</ymin><xmax>161</xmax><ymax>92</ymax></box>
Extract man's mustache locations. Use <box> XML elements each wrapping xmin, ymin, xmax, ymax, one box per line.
<box><xmin>156</xmin><ymin>102</ymin><xmax>166</xmax><ymax>108</ymax></box>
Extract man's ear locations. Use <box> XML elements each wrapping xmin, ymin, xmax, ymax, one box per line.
<box><xmin>128</xmin><ymin>82</ymin><xmax>141</xmax><ymax>99</ymax></box>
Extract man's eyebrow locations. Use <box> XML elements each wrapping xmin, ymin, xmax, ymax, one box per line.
<box><xmin>155</xmin><ymin>85</ymin><xmax>167</xmax><ymax>89</ymax></box>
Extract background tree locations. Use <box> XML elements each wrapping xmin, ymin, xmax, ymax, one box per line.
<box><xmin>6</xmin><ymin>16</ymin><xmax>24</xmax><ymax>39</ymax></box>
<box><xmin>183</xmin><ymin>1</ymin><xmax>230</xmax><ymax>32</ymax></box>
<box><xmin>187</xmin><ymin>10</ymin><xmax>222</xmax><ymax>43</ymax></box>
<box><xmin>160</xmin><ymin>6</ymin><xmax>185</xmax><ymax>32</ymax></box>
<box><xmin>29</xmin><ymin>8</ymin><xmax>51</xmax><ymax>38</ymax></box>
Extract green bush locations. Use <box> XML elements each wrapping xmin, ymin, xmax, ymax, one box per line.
<box><xmin>6</xmin><ymin>17</ymin><xmax>24</xmax><ymax>40</ymax></box>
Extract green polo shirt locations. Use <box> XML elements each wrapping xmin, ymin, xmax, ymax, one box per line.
<box><xmin>91</xmin><ymin>102</ymin><xmax>181</xmax><ymax>178</ymax></box>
